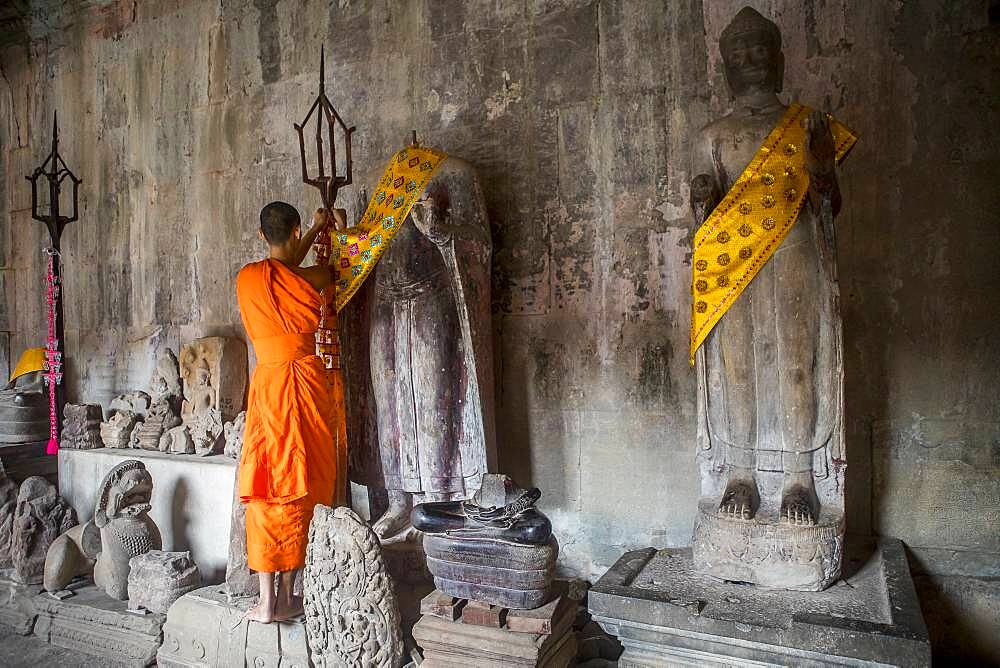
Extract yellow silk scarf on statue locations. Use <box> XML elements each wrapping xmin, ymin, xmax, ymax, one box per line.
<box><xmin>689</xmin><ymin>103</ymin><xmax>857</xmax><ymax>364</ymax></box>
<box><xmin>332</xmin><ymin>145</ymin><xmax>448</xmax><ymax>311</ymax></box>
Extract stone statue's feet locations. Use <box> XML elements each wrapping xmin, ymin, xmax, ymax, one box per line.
<box><xmin>273</xmin><ymin>594</ymin><xmax>304</xmax><ymax>621</ymax></box>
<box><xmin>372</xmin><ymin>498</ymin><xmax>413</xmax><ymax>542</ymax></box>
<box><xmin>243</xmin><ymin>599</ymin><xmax>275</xmax><ymax>624</ymax></box>
<box><xmin>718</xmin><ymin>479</ymin><xmax>758</xmax><ymax>520</ymax></box>
<box><xmin>780</xmin><ymin>486</ymin><xmax>817</xmax><ymax>526</ymax></box>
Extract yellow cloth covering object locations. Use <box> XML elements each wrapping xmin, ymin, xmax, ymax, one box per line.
<box><xmin>689</xmin><ymin>103</ymin><xmax>857</xmax><ymax>364</ymax></box>
<box><xmin>331</xmin><ymin>145</ymin><xmax>448</xmax><ymax>312</ymax></box>
<box><xmin>10</xmin><ymin>347</ymin><xmax>46</xmax><ymax>382</ymax></box>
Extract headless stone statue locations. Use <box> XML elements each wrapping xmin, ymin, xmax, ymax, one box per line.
<box><xmin>344</xmin><ymin>153</ymin><xmax>497</xmax><ymax>542</ymax></box>
<box><xmin>688</xmin><ymin>7</ymin><xmax>854</xmax><ymax>591</ymax></box>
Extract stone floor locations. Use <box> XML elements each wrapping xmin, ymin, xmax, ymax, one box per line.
<box><xmin>0</xmin><ymin>625</ymin><xmax>94</xmax><ymax>667</ymax></box>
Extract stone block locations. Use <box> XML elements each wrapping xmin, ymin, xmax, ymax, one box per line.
<box><xmin>588</xmin><ymin>539</ymin><xmax>931</xmax><ymax>667</ymax></box>
<box><xmin>157</xmin><ymin>585</ymin><xmax>309</xmax><ymax>668</ymax></box>
<box><xmin>420</xmin><ymin>590</ymin><xmax>465</xmax><ymax>621</ymax></box>
<box><xmin>424</xmin><ymin>533</ymin><xmax>557</xmax><ymax>609</ymax></box>
<box><xmin>31</xmin><ymin>582</ymin><xmax>166</xmax><ymax>667</ymax></box>
<box><xmin>461</xmin><ymin>600</ymin><xmax>506</xmax><ymax>627</ymax></box>
<box><xmin>413</xmin><ymin>612</ymin><xmax>577</xmax><ymax>667</ymax></box>
<box><xmin>507</xmin><ymin>594</ymin><xmax>575</xmax><ymax>635</ymax></box>
<box><xmin>58</xmin><ymin>448</ymin><xmax>236</xmax><ymax>582</ymax></box>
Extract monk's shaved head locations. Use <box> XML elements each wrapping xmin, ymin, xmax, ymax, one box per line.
<box><xmin>260</xmin><ymin>201</ymin><xmax>300</xmax><ymax>244</ymax></box>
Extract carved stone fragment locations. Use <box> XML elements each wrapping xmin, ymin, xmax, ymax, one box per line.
<box><xmin>10</xmin><ymin>476</ymin><xmax>77</xmax><ymax>584</ymax></box>
<box><xmin>179</xmin><ymin>336</ymin><xmax>248</xmax><ymax>423</ymax></box>
<box><xmin>150</xmin><ymin>348</ymin><xmax>183</xmax><ymax>412</ymax></box>
<box><xmin>190</xmin><ymin>408</ymin><xmax>224</xmax><ymax>457</ymax></box>
<box><xmin>60</xmin><ymin>403</ymin><xmax>103</xmax><ymax>450</ymax></box>
<box><xmin>93</xmin><ymin>460</ymin><xmax>162</xmax><ymax>600</ymax></box>
<box><xmin>109</xmin><ymin>390</ymin><xmax>151</xmax><ymax>420</ymax></box>
<box><xmin>100</xmin><ymin>409</ymin><xmax>139</xmax><ymax>449</ymax></box>
<box><xmin>223</xmin><ymin>410</ymin><xmax>246</xmax><ymax>460</ymax></box>
<box><xmin>128</xmin><ymin>550</ymin><xmax>201</xmax><ymax>614</ymax></box>
<box><xmin>161</xmin><ymin>425</ymin><xmax>194</xmax><ymax>455</ymax></box>
<box><xmin>0</xmin><ymin>462</ymin><xmax>17</xmax><ymax>568</ymax></box>
<box><xmin>303</xmin><ymin>505</ymin><xmax>403</xmax><ymax>668</ymax></box>
<box><xmin>133</xmin><ymin>400</ymin><xmax>181</xmax><ymax>451</ymax></box>
<box><xmin>42</xmin><ymin>521</ymin><xmax>101</xmax><ymax>593</ymax></box>
<box><xmin>224</xmin><ymin>477</ymin><xmax>256</xmax><ymax>601</ymax></box>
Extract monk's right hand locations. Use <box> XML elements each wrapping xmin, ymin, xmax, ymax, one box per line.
<box><xmin>313</xmin><ymin>208</ymin><xmax>347</xmax><ymax>231</ymax></box>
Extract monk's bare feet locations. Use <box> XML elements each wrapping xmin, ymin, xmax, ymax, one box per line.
<box><xmin>372</xmin><ymin>491</ymin><xmax>412</xmax><ymax>541</ymax></box>
<box><xmin>718</xmin><ymin>478</ymin><xmax>758</xmax><ymax>520</ymax></box>
<box><xmin>274</xmin><ymin>595</ymin><xmax>304</xmax><ymax>621</ymax></box>
<box><xmin>244</xmin><ymin>599</ymin><xmax>275</xmax><ymax>624</ymax></box>
<box><xmin>780</xmin><ymin>485</ymin><xmax>817</xmax><ymax>526</ymax></box>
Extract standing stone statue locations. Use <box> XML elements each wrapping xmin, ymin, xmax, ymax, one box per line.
<box><xmin>303</xmin><ymin>505</ymin><xmax>403</xmax><ymax>667</ymax></box>
<box><xmin>344</xmin><ymin>156</ymin><xmax>496</xmax><ymax>541</ymax></box>
<box><xmin>178</xmin><ymin>337</ymin><xmax>248</xmax><ymax>423</ymax></box>
<box><xmin>149</xmin><ymin>348</ymin><xmax>183</xmax><ymax>412</ymax></box>
<box><xmin>93</xmin><ymin>459</ymin><xmax>161</xmax><ymax>599</ymax></box>
<box><xmin>688</xmin><ymin>7</ymin><xmax>856</xmax><ymax>591</ymax></box>
<box><xmin>10</xmin><ymin>476</ymin><xmax>77</xmax><ymax>584</ymax></box>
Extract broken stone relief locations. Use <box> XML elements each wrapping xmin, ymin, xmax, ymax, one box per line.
<box><xmin>99</xmin><ymin>409</ymin><xmax>139</xmax><ymax>449</ymax></box>
<box><xmin>179</xmin><ymin>336</ymin><xmax>248</xmax><ymax>423</ymax></box>
<box><xmin>412</xmin><ymin>473</ymin><xmax>558</xmax><ymax>609</ymax></box>
<box><xmin>303</xmin><ymin>505</ymin><xmax>404</xmax><ymax>668</ymax></box>
<box><xmin>59</xmin><ymin>403</ymin><xmax>103</xmax><ymax>450</ymax></box>
<box><xmin>108</xmin><ymin>390</ymin><xmax>151</xmax><ymax>420</ymax></box>
<box><xmin>223</xmin><ymin>410</ymin><xmax>245</xmax><ymax>460</ymax></box>
<box><xmin>127</xmin><ymin>550</ymin><xmax>201</xmax><ymax>614</ymax></box>
<box><xmin>160</xmin><ymin>424</ymin><xmax>194</xmax><ymax>455</ymax></box>
<box><xmin>10</xmin><ymin>476</ymin><xmax>77</xmax><ymax>584</ymax></box>
<box><xmin>344</xmin><ymin>156</ymin><xmax>497</xmax><ymax>543</ymax></box>
<box><xmin>132</xmin><ymin>399</ymin><xmax>182</xmax><ymax>451</ymax></box>
<box><xmin>149</xmin><ymin>348</ymin><xmax>183</xmax><ymax>412</ymax></box>
<box><xmin>688</xmin><ymin>6</ymin><xmax>850</xmax><ymax>592</ymax></box>
<box><xmin>189</xmin><ymin>408</ymin><xmax>224</xmax><ymax>456</ymax></box>
<box><xmin>0</xmin><ymin>462</ymin><xmax>18</xmax><ymax>568</ymax></box>
<box><xmin>92</xmin><ymin>459</ymin><xmax>162</xmax><ymax>599</ymax></box>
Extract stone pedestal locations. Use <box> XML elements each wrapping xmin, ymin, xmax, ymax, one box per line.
<box><xmin>31</xmin><ymin>582</ymin><xmax>166</xmax><ymax>667</ymax></box>
<box><xmin>412</xmin><ymin>589</ymin><xmax>577</xmax><ymax>667</ymax></box>
<box><xmin>58</xmin><ymin>448</ymin><xmax>236</xmax><ymax>581</ymax></box>
<box><xmin>157</xmin><ymin>585</ymin><xmax>309</xmax><ymax>668</ymax></box>
<box><xmin>424</xmin><ymin>534</ymin><xmax>558</xmax><ymax>609</ymax></box>
<box><xmin>588</xmin><ymin>539</ymin><xmax>931</xmax><ymax>667</ymax></box>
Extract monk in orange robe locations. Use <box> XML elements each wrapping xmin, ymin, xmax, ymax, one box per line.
<box><xmin>236</xmin><ymin>201</ymin><xmax>348</xmax><ymax>623</ymax></box>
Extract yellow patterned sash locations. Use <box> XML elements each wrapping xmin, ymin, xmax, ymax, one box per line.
<box><xmin>689</xmin><ymin>103</ymin><xmax>856</xmax><ymax>364</ymax></box>
<box><xmin>331</xmin><ymin>146</ymin><xmax>448</xmax><ymax>311</ymax></box>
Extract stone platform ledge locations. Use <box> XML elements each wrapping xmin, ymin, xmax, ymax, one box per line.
<box><xmin>588</xmin><ymin>538</ymin><xmax>930</xmax><ymax>668</ymax></box>
<box><xmin>31</xmin><ymin>581</ymin><xmax>166</xmax><ymax>667</ymax></box>
<box><xmin>59</xmin><ymin>447</ymin><xmax>236</xmax><ymax>582</ymax></box>
<box><xmin>157</xmin><ymin>584</ymin><xmax>309</xmax><ymax>668</ymax></box>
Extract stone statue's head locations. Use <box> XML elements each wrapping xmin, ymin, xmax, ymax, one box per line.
<box><xmin>94</xmin><ymin>460</ymin><xmax>154</xmax><ymax>528</ymax></box>
<box><xmin>720</xmin><ymin>6</ymin><xmax>784</xmax><ymax>97</ymax></box>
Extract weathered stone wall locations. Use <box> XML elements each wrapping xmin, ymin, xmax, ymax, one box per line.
<box><xmin>0</xmin><ymin>1</ymin><xmax>997</xmax><ymax>661</ymax></box>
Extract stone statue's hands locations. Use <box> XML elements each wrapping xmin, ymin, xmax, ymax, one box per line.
<box><xmin>411</xmin><ymin>183</ymin><xmax>452</xmax><ymax>244</ymax></box>
<box><xmin>690</xmin><ymin>174</ymin><xmax>719</xmax><ymax>223</ymax></box>
<box><xmin>805</xmin><ymin>110</ymin><xmax>836</xmax><ymax>181</ymax></box>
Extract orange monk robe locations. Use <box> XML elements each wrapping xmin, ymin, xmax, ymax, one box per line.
<box><xmin>236</xmin><ymin>258</ymin><xmax>348</xmax><ymax>573</ymax></box>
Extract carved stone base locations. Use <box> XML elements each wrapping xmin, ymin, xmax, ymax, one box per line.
<box><xmin>589</xmin><ymin>539</ymin><xmax>931</xmax><ymax>667</ymax></box>
<box><xmin>692</xmin><ymin>501</ymin><xmax>844</xmax><ymax>591</ymax></box>
<box><xmin>157</xmin><ymin>585</ymin><xmax>309</xmax><ymax>668</ymax></box>
<box><xmin>31</xmin><ymin>582</ymin><xmax>166</xmax><ymax>667</ymax></box>
<box><xmin>0</xmin><ymin>573</ymin><xmax>40</xmax><ymax>635</ymax></box>
<box><xmin>424</xmin><ymin>534</ymin><xmax>558</xmax><ymax>609</ymax></box>
<box><xmin>412</xmin><ymin>593</ymin><xmax>577</xmax><ymax>668</ymax></box>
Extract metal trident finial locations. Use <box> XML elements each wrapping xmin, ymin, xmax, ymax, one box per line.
<box><xmin>294</xmin><ymin>45</ymin><xmax>356</xmax><ymax>212</ymax></box>
<box><xmin>26</xmin><ymin>109</ymin><xmax>82</xmax><ymax>250</ymax></box>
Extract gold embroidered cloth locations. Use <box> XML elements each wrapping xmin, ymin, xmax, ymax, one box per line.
<box><xmin>689</xmin><ymin>103</ymin><xmax>857</xmax><ymax>364</ymax></box>
<box><xmin>331</xmin><ymin>146</ymin><xmax>448</xmax><ymax>311</ymax></box>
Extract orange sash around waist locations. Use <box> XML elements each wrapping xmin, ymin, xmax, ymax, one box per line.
<box><xmin>253</xmin><ymin>332</ymin><xmax>316</xmax><ymax>365</ymax></box>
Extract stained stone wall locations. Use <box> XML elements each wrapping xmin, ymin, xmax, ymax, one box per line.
<box><xmin>0</xmin><ymin>1</ymin><xmax>997</xmax><ymax>662</ymax></box>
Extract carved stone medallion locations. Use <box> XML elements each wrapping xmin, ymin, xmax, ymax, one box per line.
<box><xmin>303</xmin><ymin>505</ymin><xmax>403</xmax><ymax>668</ymax></box>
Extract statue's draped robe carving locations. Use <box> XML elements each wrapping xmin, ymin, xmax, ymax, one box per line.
<box><xmin>237</xmin><ymin>259</ymin><xmax>347</xmax><ymax>572</ymax></box>
<box><xmin>342</xmin><ymin>158</ymin><xmax>496</xmax><ymax>512</ymax></box>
